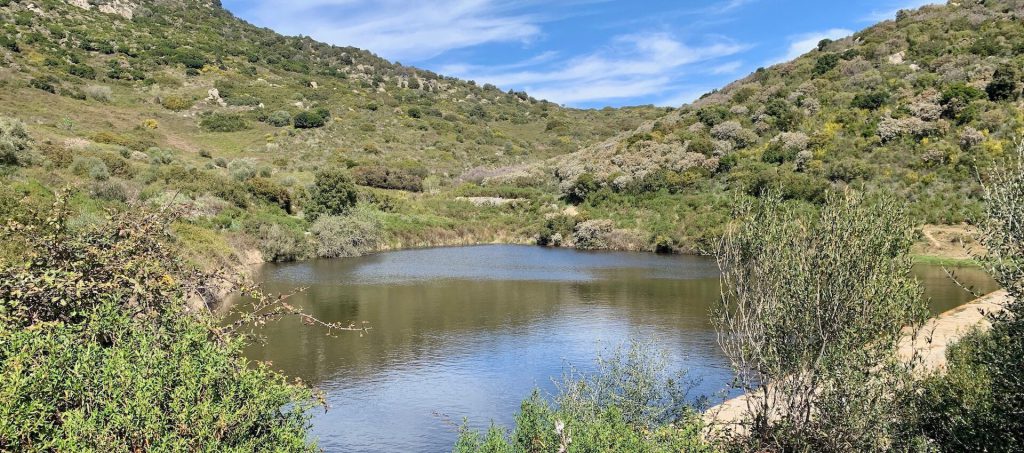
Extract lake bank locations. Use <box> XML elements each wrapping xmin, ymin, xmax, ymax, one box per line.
<box><xmin>703</xmin><ymin>289</ymin><xmax>1011</xmax><ymax>432</ymax></box>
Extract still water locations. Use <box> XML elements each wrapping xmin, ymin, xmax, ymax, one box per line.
<box><xmin>230</xmin><ymin>245</ymin><xmax>998</xmax><ymax>452</ymax></box>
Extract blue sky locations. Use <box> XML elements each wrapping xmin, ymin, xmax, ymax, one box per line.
<box><xmin>221</xmin><ymin>0</ymin><xmax>937</xmax><ymax>109</ymax></box>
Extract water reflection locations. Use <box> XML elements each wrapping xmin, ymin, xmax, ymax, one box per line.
<box><xmin>226</xmin><ymin>245</ymin><xmax>997</xmax><ymax>452</ymax></box>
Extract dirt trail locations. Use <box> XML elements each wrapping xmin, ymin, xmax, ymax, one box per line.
<box><xmin>704</xmin><ymin>290</ymin><xmax>1011</xmax><ymax>430</ymax></box>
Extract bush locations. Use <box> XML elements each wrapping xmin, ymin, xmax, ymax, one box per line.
<box><xmin>29</xmin><ymin>76</ymin><xmax>58</xmax><ymax>94</ymax></box>
<box><xmin>310</xmin><ymin>210</ymin><xmax>382</xmax><ymax>258</ymax></box>
<box><xmin>572</xmin><ymin>219</ymin><xmax>614</xmax><ymax>250</ymax></box>
<box><xmin>454</xmin><ymin>342</ymin><xmax>708</xmax><ymax>453</ymax></box>
<box><xmin>160</xmin><ymin>95</ymin><xmax>193</xmax><ymax>111</ymax></box>
<box><xmin>912</xmin><ymin>142</ymin><xmax>1024</xmax><ymax>449</ymax></box>
<box><xmin>352</xmin><ymin>165</ymin><xmax>425</xmax><ymax>192</ymax></box>
<box><xmin>986</xmin><ymin>65</ymin><xmax>1019</xmax><ymax>101</ymax></box>
<box><xmin>246</xmin><ymin>177</ymin><xmax>292</xmax><ymax>213</ymax></box>
<box><xmin>0</xmin><ymin>202</ymin><xmax>321</xmax><ymax>450</ymax></box>
<box><xmin>0</xmin><ymin>116</ymin><xmax>33</xmax><ymax>166</ymax></box>
<box><xmin>89</xmin><ymin>180</ymin><xmax>129</xmax><ymax>202</ymax></box>
<box><xmin>227</xmin><ymin>158</ymin><xmax>258</xmax><ymax>181</ymax></box>
<box><xmin>851</xmin><ymin>90</ymin><xmax>890</xmax><ymax>110</ymax></box>
<box><xmin>813</xmin><ymin>53</ymin><xmax>840</xmax><ymax>75</ymax></box>
<box><xmin>266</xmin><ymin>110</ymin><xmax>292</xmax><ymax>127</ymax></box>
<box><xmin>200</xmin><ymin>113</ymin><xmax>248</xmax><ymax>132</ymax></box>
<box><xmin>254</xmin><ymin>223</ymin><xmax>309</xmax><ymax>262</ymax></box>
<box><xmin>714</xmin><ymin>193</ymin><xmax>927</xmax><ymax>451</ymax></box>
<box><xmin>69</xmin><ymin>156</ymin><xmax>110</xmax><ymax>181</ymax></box>
<box><xmin>293</xmin><ymin>110</ymin><xmax>327</xmax><ymax>129</ymax></box>
<box><xmin>67</xmin><ymin>64</ymin><xmax>96</xmax><ymax>79</ymax></box>
<box><xmin>84</xmin><ymin>85</ymin><xmax>112</xmax><ymax>102</ymax></box>
<box><xmin>304</xmin><ymin>168</ymin><xmax>358</xmax><ymax>221</ymax></box>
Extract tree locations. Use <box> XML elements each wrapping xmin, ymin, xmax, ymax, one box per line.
<box><xmin>986</xmin><ymin>65</ymin><xmax>1019</xmax><ymax>101</ymax></box>
<box><xmin>713</xmin><ymin>193</ymin><xmax>927</xmax><ymax>451</ymax></box>
<box><xmin>305</xmin><ymin>168</ymin><xmax>358</xmax><ymax>221</ymax></box>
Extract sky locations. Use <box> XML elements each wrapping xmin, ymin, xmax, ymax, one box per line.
<box><xmin>220</xmin><ymin>0</ymin><xmax>938</xmax><ymax>109</ymax></box>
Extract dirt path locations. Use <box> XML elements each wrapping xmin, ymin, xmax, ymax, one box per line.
<box><xmin>704</xmin><ymin>289</ymin><xmax>1011</xmax><ymax>430</ymax></box>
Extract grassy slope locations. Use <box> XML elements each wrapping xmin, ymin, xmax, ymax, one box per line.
<box><xmin>1</xmin><ymin>0</ymin><xmax>1021</xmax><ymax>266</ymax></box>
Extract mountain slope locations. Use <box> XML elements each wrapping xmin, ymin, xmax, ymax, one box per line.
<box><xmin>1</xmin><ymin>0</ymin><xmax>1021</xmax><ymax>263</ymax></box>
<box><xmin>0</xmin><ymin>0</ymin><xmax>662</xmax><ymax>265</ymax></box>
<box><xmin>532</xmin><ymin>0</ymin><xmax>1024</xmax><ymax>250</ymax></box>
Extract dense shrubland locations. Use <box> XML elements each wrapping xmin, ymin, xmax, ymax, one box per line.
<box><xmin>541</xmin><ymin>0</ymin><xmax>1024</xmax><ymax>250</ymax></box>
<box><xmin>0</xmin><ymin>194</ymin><xmax>353</xmax><ymax>451</ymax></box>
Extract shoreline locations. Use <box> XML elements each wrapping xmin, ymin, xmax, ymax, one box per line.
<box><xmin>703</xmin><ymin>289</ymin><xmax>1011</xmax><ymax>431</ymax></box>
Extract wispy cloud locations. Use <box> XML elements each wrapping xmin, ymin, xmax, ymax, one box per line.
<box><xmin>861</xmin><ymin>0</ymin><xmax>939</xmax><ymax>22</ymax></box>
<box><xmin>767</xmin><ymin>28</ymin><xmax>852</xmax><ymax>65</ymax></box>
<box><xmin>442</xmin><ymin>32</ymin><xmax>748</xmax><ymax>105</ymax></box>
<box><xmin>230</xmin><ymin>0</ymin><xmax>558</xmax><ymax>61</ymax></box>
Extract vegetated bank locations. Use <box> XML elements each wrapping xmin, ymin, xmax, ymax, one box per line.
<box><xmin>3</xmin><ymin>0</ymin><xmax>1024</xmax><ymax>272</ymax></box>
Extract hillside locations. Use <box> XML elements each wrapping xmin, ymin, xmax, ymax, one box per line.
<box><xmin>0</xmin><ymin>0</ymin><xmax>1022</xmax><ymax>267</ymax></box>
<box><xmin>0</xmin><ymin>0</ymin><xmax>662</xmax><ymax>266</ymax></box>
<box><xmin>523</xmin><ymin>0</ymin><xmax>1024</xmax><ymax>252</ymax></box>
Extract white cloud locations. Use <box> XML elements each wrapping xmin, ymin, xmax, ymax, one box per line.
<box><xmin>768</xmin><ymin>28</ymin><xmax>852</xmax><ymax>65</ymax></box>
<box><xmin>444</xmin><ymin>32</ymin><xmax>747</xmax><ymax>105</ymax></box>
<box><xmin>709</xmin><ymin>61</ymin><xmax>743</xmax><ymax>75</ymax></box>
<box><xmin>862</xmin><ymin>0</ymin><xmax>940</xmax><ymax>22</ymax></box>
<box><xmin>231</xmin><ymin>0</ymin><xmax>548</xmax><ymax>61</ymax></box>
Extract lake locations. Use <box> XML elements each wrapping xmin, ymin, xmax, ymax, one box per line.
<box><xmin>227</xmin><ymin>245</ymin><xmax>998</xmax><ymax>452</ymax></box>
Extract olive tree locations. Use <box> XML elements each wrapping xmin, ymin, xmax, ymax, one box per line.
<box><xmin>713</xmin><ymin>193</ymin><xmax>927</xmax><ymax>451</ymax></box>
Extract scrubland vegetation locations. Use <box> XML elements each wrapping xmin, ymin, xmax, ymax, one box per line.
<box><xmin>1</xmin><ymin>0</ymin><xmax>1024</xmax><ymax>451</ymax></box>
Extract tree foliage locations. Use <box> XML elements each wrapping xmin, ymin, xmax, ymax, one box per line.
<box><xmin>713</xmin><ymin>193</ymin><xmax>927</xmax><ymax>451</ymax></box>
<box><xmin>305</xmin><ymin>168</ymin><xmax>358</xmax><ymax>221</ymax></box>
<box><xmin>0</xmin><ymin>194</ymin><xmax>327</xmax><ymax>451</ymax></box>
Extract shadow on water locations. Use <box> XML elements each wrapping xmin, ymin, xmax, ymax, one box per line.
<box><xmin>222</xmin><ymin>245</ymin><xmax>997</xmax><ymax>453</ymax></box>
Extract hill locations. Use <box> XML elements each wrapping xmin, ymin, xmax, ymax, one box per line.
<box><xmin>1</xmin><ymin>0</ymin><xmax>1022</xmax><ymax>266</ymax></box>
<box><xmin>527</xmin><ymin>0</ymin><xmax>1024</xmax><ymax>252</ymax></box>
<box><xmin>0</xmin><ymin>0</ymin><xmax>662</xmax><ymax>266</ymax></box>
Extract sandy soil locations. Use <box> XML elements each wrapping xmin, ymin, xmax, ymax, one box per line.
<box><xmin>912</xmin><ymin>224</ymin><xmax>984</xmax><ymax>261</ymax></box>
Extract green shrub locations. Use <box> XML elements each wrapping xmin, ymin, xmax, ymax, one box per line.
<box><xmin>813</xmin><ymin>53</ymin><xmax>840</xmax><ymax>75</ymax></box>
<box><xmin>69</xmin><ymin>156</ymin><xmax>109</xmax><ymax>181</ymax></box>
<box><xmin>0</xmin><ymin>202</ymin><xmax>320</xmax><ymax>450</ymax></box>
<box><xmin>454</xmin><ymin>342</ymin><xmax>708</xmax><ymax>453</ymax></box>
<box><xmin>851</xmin><ymin>90</ymin><xmax>890</xmax><ymax>110</ymax></box>
<box><xmin>246</xmin><ymin>177</ymin><xmax>292</xmax><ymax>213</ymax></box>
<box><xmin>227</xmin><ymin>158</ymin><xmax>258</xmax><ymax>181</ymax></box>
<box><xmin>0</xmin><ymin>117</ymin><xmax>33</xmax><ymax>166</ymax></box>
<box><xmin>304</xmin><ymin>168</ymin><xmax>357</xmax><ymax>221</ymax></box>
<box><xmin>160</xmin><ymin>95</ymin><xmax>193</xmax><ymax>111</ymax></box>
<box><xmin>29</xmin><ymin>76</ymin><xmax>58</xmax><ymax>94</ymax></box>
<box><xmin>293</xmin><ymin>110</ymin><xmax>326</xmax><ymax>129</ymax></box>
<box><xmin>715</xmin><ymin>193</ymin><xmax>927</xmax><ymax>451</ymax></box>
<box><xmin>89</xmin><ymin>180</ymin><xmax>129</xmax><ymax>202</ymax></box>
<box><xmin>266</xmin><ymin>110</ymin><xmax>292</xmax><ymax>127</ymax></box>
<box><xmin>310</xmin><ymin>210</ymin><xmax>382</xmax><ymax>258</ymax></box>
<box><xmin>253</xmin><ymin>222</ymin><xmax>309</xmax><ymax>262</ymax></box>
<box><xmin>200</xmin><ymin>113</ymin><xmax>248</xmax><ymax>132</ymax></box>
<box><xmin>174</xmin><ymin>48</ymin><xmax>207</xmax><ymax>69</ymax></box>
<box><xmin>352</xmin><ymin>165</ymin><xmax>425</xmax><ymax>192</ymax></box>
<box><xmin>914</xmin><ymin>142</ymin><xmax>1024</xmax><ymax>450</ymax></box>
<box><xmin>986</xmin><ymin>65</ymin><xmax>1020</xmax><ymax>101</ymax></box>
<box><xmin>67</xmin><ymin>64</ymin><xmax>96</xmax><ymax>79</ymax></box>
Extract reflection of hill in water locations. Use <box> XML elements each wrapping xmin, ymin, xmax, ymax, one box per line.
<box><xmin>223</xmin><ymin>245</ymin><xmax>997</xmax><ymax>452</ymax></box>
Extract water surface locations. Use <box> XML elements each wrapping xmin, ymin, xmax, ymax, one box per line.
<box><xmin>231</xmin><ymin>245</ymin><xmax>997</xmax><ymax>452</ymax></box>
